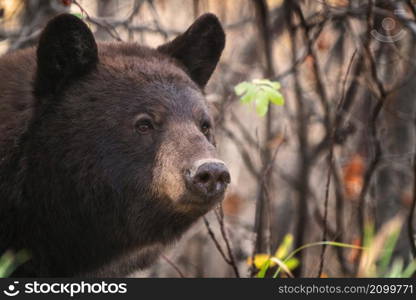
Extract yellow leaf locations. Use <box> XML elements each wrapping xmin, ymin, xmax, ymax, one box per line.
<box><xmin>247</xmin><ymin>254</ymin><xmax>274</xmax><ymax>269</ymax></box>
<box><xmin>275</xmin><ymin>234</ymin><xmax>294</xmax><ymax>259</ymax></box>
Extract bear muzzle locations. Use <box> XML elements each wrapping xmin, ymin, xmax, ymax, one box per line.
<box><xmin>185</xmin><ymin>158</ymin><xmax>230</xmax><ymax>201</ymax></box>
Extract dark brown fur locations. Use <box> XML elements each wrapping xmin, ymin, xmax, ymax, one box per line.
<box><xmin>0</xmin><ymin>14</ymin><xmax>225</xmax><ymax>277</ymax></box>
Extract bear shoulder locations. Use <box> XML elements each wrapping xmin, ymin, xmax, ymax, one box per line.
<box><xmin>0</xmin><ymin>48</ymin><xmax>36</xmax><ymax>161</ymax></box>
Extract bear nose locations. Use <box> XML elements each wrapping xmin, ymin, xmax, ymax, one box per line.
<box><xmin>186</xmin><ymin>160</ymin><xmax>231</xmax><ymax>198</ymax></box>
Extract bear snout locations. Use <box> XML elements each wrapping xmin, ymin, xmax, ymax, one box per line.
<box><xmin>185</xmin><ymin>159</ymin><xmax>230</xmax><ymax>200</ymax></box>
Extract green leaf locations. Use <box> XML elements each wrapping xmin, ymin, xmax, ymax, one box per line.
<box><xmin>234</xmin><ymin>82</ymin><xmax>251</xmax><ymax>96</ymax></box>
<box><xmin>284</xmin><ymin>258</ymin><xmax>299</xmax><ymax>271</ymax></box>
<box><xmin>261</xmin><ymin>86</ymin><xmax>284</xmax><ymax>106</ymax></box>
<box><xmin>0</xmin><ymin>250</ymin><xmax>30</xmax><ymax>278</ymax></box>
<box><xmin>234</xmin><ymin>79</ymin><xmax>284</xmax><ymax>117</ymax></box>
<box><xmin>272</xmin><ymin>241</ymin><xmax>365</xmax><ymax>278</ymax></box>
<box><xmin>256</xmin><ymin>259</ymin><xmax>271</xmax><ymax>278</ymax></box>
<box><xmin>71</xmin><ymin>12</ymin><xmax>83</xmax><ymax>19</ymax></box>
<box><xmin>269</xmin><ymin>90</ymin><xmax>284</xmax><ymax>106</ymax></box>
<box><xmin>401</xmin><ymin>260</ymin><xmax>416</xmax><ymax>278</ymax></box>
<box><xmin>255</xmin><ymin>91</ymin><xmax>269</xmax><ymax>116</ymax></box>
<box><xmin>386</xmin><ymin>259</ymin><xmax>404</xmax><ymax>278</ymax></box>
<box><xmin>240</xmin><ymin>86</ymin><xmax>257</xmax><ymax>104</ymax></box>
<box><xmin>0</xmin><ymin>251</ymin><xmax>13</xmax><ymax>278</ymax></box>
<box><xmin>379</xmin><ymin>228</ymin><xmax>400</xmax><ymax>275</ymax></box>
<box><xmin>253</xmin><ymin>79</ymin><xmax>281</xmax><ymax>90</ymax></box>
<box><xmin>363</xmin><ymin>222</ymin><xmax>375</xmax><ymax>248</ymax></box>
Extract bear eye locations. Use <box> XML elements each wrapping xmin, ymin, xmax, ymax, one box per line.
<box><xmin>135</xmin><ymin>116</ymin><xmax>154</xmax><ymax>135</ymax></box>
<box><xmin>201</xmin><ymin>121</ymin><xmax>211</xmax><ymax>136</ymax></box>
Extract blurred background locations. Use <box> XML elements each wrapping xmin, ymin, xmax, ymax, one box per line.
<box><xmin>2</xmin><ymin>0</ymin><xmax>416</xmax><ymax>278</ymax></box>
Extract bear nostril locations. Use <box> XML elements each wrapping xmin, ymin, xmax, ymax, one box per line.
<box><xmin>219</xmin><ymin>171</ymin><xmax>231</xmax><ymax>185</ymax></box>
<box><xmin>187</xmin><ymin>161</ymin><xmax>230</xmax><ymax>198</ymax></box>
<box><xmin>196</xmin><ymin>171</ymin><xmax>211</xmax><ymax>184</ymax></box>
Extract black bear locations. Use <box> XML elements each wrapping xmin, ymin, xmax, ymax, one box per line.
<box><xmin>0</xmin><ymin>13</ymin><xmax>228</xmax><ymax>277</ymax></box>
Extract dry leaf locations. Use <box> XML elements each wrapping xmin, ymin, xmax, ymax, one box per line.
<box><xmin>343</xmin><ymin>154</ymin><xmax>365</xmax><ymax>201</ymax></box>
<box><xmin>347</xmin><ymin>236</ymin><xmax>362</xmax><ymax>264</ymax></box>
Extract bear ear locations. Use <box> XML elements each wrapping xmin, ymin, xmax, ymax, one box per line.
<box><xmin>157</xmin><ymin>13</ymin><xmax>225</xmax><ymax>88</ymax></box>
<box><xmin>34</xmin><ymin>14</ymin><xmax>98</xmax><ymax>96</ymax></box>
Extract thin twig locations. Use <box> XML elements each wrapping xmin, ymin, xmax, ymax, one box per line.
<box><xmin>317</xmin><ymin>49</ymin><xmax>358</xmax><ymax>277</ymax></box>
<box><xmin>203</xmin><ymin>216</ymin><xmax>230</xmax><ymax>264</ymax></box>
<box><xmin>73</xmin><ymin>0</ymin><xmax>123</xmax><ymax>41</ymax></box>
<box><xmin>161</xmin><ymin>254</ymin><xmax>186</xmax><ymax>278</ymax></box>
<box><xmin>317</xmin><ymin>152</ymin><xmax>333</xmax><ymax>277</ymax></box>
<box><xmin>214</xmin><ymin>205</ymin><xmax>241</xmax><ymax>278</ymax></box>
